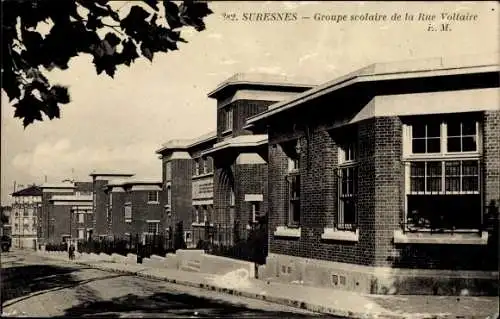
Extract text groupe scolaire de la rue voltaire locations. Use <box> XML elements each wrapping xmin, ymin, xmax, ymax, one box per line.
<box><xmin>228</xmin><ymin>11</ymin><xmax>479</xmax><ymax>23</ymax></box>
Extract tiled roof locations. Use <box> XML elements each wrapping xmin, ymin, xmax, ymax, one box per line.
<box><xmin>12</xmin><ymin>185</ymin><xmax>42</xmax><ymax>197</ymax></box>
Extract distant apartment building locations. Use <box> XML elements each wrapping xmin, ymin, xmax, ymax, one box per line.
<box><xmin>39</xmin><ymin>181</ymin><xmax>93</xmax><ymax>244</ymax></box>
<box><xmin>104</xmin><ymin>179</ymin><xmax>163</xmax><ymax>239</ymax></box>
<box><xmin>203</xmin><ymin>74</ymin><xmax>314</xmax><ymax>243</ymax></box>
<box><xmin>156</xmin><ymin>74</ymin><xmax>314</xmax><ymax>247</ymax></box>
<box><xmin>89</xmin><ymin>171</ymin><xmax>135</xmax><ymax>239</ymax></box>
<box><xmin>246</xmin><ymin>55</ymin><xmax>499</xmax><ymax>295</ymax></box>
<box><xmin>156</xmin><ymin>132</ymin><xmax>217</xmax><ymax>247</ymax></box>
<box><xmin>49</xmin><ymin>194</ymin><xmax>93</xmax><ymax>241</ymax></box>
<box><xmin>10</xmin><ymin>185</ymin><xmax>42</xmax><ymax>248</ymax></box>
<box><xmin>1</xmin><ymin>206</ymin><xmax>12</xmax><ymax>237</ymax></box>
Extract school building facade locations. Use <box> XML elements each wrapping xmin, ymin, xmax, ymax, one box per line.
<box><xmin>245</xmin><ymin>55</ymin><xmax>499</xmax><ymax>295</ymax></box>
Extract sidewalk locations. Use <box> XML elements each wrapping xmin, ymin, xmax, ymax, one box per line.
<box><xmin>37</xmin><ymin>251</ymin><xmax>499</xmax><ymax>319</ymax></box>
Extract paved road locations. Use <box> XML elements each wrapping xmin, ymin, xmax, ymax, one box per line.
<box><xmin>1</xmin><ymin>250</ymin><xmax>323</xmax><ymax>318</ymax></box>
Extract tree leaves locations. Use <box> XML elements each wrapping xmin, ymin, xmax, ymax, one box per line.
<box><xmin>2</xmin><ymin>0</ymin><xmax>213</xmax><ymax>127</ymax></box>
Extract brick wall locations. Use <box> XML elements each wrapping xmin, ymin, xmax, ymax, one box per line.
<box><xmin>268</xmin><ymin>121</ymin><xmax>377</xmax><ymax>266</ymax></box>
<box><xmin>267</xmin><ymin>112</ymin><xmax>498</xmax><ymax>271</ymax></box>
<box><xmin>166</xmin><ymin>159</ymin><xmax>192</xmax><ymax>231</ymax></box>
<box><xmin>50</xmin><ymin>205</ymin><xmax>70</xmax><ymax>242</ymax></box>
<box><xmin>110</xmin><ymin>191</ymin><xmax>130</xmax><ymax>237</ymax></box>
<box><xmin>129</xmin><ymin>190</ymin><xmax>162</xmax><ymax>234</ymax></box>
<box><xmin>234</xmin><ymin>162</ymin><xmax>268</xmax><ymax>232</ymax></box>
<box><xmin>93</xmin><ymin>179</ymin><xmax>108</xmax><ymax>236</ymax></box>
<box><xmin>216</xmin><ymin>100</ymin><xmax>276</xmax><ymax>141</ymax></box>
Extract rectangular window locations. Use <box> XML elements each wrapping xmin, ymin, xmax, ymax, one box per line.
<box><xmin>23</xmin><ymin>209</ymin><xmax>29</xmax><ymax>217</ymax></box>
<box><xmin>224</xmin><ymin>107</ymin><xmax>233</xmax><ymax>131</ymax></box>
<box><xmin>165</xmin><ymin>161</ymin><xmax>172</xmax><ymax>181</ymax></box>
<box><xmin>446</xmin><ymin>119</ymin><xmax>478</xmax><ymax>153</ymax></box>
<box><xmin>229</xmin><ymin>189</ymin><xmax>235</xmax><ymax>207</ymax></box>
<box><xmin>203</xmin><ymin>206</ymin><xmax>208</xmax><ymax>222</ymax></box>
<box><xmin>409</xmin><ymin>160</ymin><xmax>479</xmax><ymax>195</ymax></box>
<box><xmin>411</xmin><ymin>122</ymin><xmax>441</xmax><ymax>154</ymax></box>
<box><xmin>166</xmin><ymin>186</ymin><xmax>171</xmax><ymax>206</ymax></box>
<box><xmin>78</xmin><ymin>213</ymin><xmax>85</xmax><ymax>224</ymax></box>
<box><xmin>338</xmin><ymin>167</ymin><xmax>357</xmax><ymax>230</ymax></box>
<box><xmin>124</xmin><ymin>204</ymin><xmax>132</xmax><ymax>222</ymax></box>
<box><xmin>251</xmin><ymin>202</ymin><xmax>260</xmax><ymax>223</ymax></box>
<box><xmin>287</xmin><ymin>174</ymin><xmax>300</xmax><ymax>227</ymax></box>
<box><xmin>338</xmin><ymin>142</ymin><xmax>358</xmax><ymax>231</ymax></box>
<box><xmin>147</xmin><ymin>222</ymin><xmax>159</xmax><ymax>234</ymax></box>
<box><xmin>406</xmin><ymin>118</ymin><xmax>480</xmax><ymax>156</ymax></box>
<box><xmin>202</xmin><ymin>158</ymin><xmax>208</xmax><ymax>174</ymax></box>
<box><xmin>194</xmin><ymin>159</ymin><xmax>200</xmax><ymax>176</ymax></box>
<box><xmin>148</xmin><ymin>191</ymin><xmax>159</xmax><ymax>203</ymax></box>
<box><xmin>193</xmin><ymin>206</ymin><xmax>199</xmax><ymax>223</ymax></box>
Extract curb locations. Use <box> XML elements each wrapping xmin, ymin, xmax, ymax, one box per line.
<box><xmin>71</xmin><ymin>258</ymin><xmax>403</xmax><ymax>319</ymax></box>
<box><xmin>37</xmin><ymin>253</ymin><xmax>463</xmax><ymax>319</ymax></box>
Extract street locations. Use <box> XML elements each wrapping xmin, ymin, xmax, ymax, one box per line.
<box><xmin>1</xmin><ymin>250</ymin><xmax>321</xmax><ymax>318</ymax></box>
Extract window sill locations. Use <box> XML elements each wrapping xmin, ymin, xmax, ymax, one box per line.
<box><xmin>273</xmin><ymin>226</ymin><xmax>301</xmax><ymax>238</ymax></box>
<box><xmin>147</xmin><ymin>201</ymin><xmax>160</xmax><ymax>205</ymax></box>
<box><xmin>125</xmin><ymin>219</ymin><xmax>132</xmax><ymax>223</ymax></box>
<box><xmin>393</xmin><ymin>229</ymin><xmax>488</xmax><ymax>245</ymax></box>
<box><xmin>321</xmin><ymin>228</ymin><xmax>359</xmax><ymax>242</ymax></box>
<box><xmin>192</xmin><ymin>172</ymin><xmax>214</xmax><ymax>180</ymax></box>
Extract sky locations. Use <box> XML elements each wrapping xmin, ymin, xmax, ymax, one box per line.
<box><xmin>1</xmin><ymin>1</ymin><xmax>498</xmax><ymax>204</ymax></box>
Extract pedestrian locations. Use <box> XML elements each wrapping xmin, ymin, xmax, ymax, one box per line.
<box><xmin>69</xmin><ymin>242</ymin><xmax>75</xmax><ymax>260</ymax></box>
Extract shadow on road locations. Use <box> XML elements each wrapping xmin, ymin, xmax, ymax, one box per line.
<box><xmin>54</xmin><ymin>291</ymin><xmax>322</xmax><ymax>318</ymax></box>
<box><xmin>1</xmin><ymin>263</ymin><xmax>129</xmax><ymax>308</ymax></box>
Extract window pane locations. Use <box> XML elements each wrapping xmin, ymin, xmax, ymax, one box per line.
<box><xmin>447</xmin><ymin>120</ymin><xmax>461</xmax><ymax>136</ymax></box>
<box><xmin>427</xmin><ymin>123</ymin><xmax>441</xmax><ymax>138</ymax></box>
<box><xmin>412</xmin><ymin>139</ymin><xmax>426</xmax><ymax>153</ymax></box>
<box><xmin>410</xmin><ymin>162</ymin><xmax>425</xmax><ymax>176</ymax></box>
<box><xmin>462</xmin><ymin>161</ymin><xmax>478</xmax><ymax>176</ymax></box>
<box><xmin>462</xmin><ymin>177</ymin><xmax>478</xmax><ymax>192</ymax></box>
<box><xmin>447</xmin><ymin>137</ymin><xmax>461</xmax><ymax>152</ymax></box>
<box><xmin>462</xmin><ymin>136</ymin><xmax>477</xmax><ymax>152</ymax></box>
<box><xmin>292</xmin><ymin>201</ymin><xmax>300</xmax><ymax>224</ymax></box>
<box><xmin>445</xmin><ymin>161</ymin><xmax>461</xmax><ymax>176</ymax></box>
<box><xmin>342</xmin><ymin>199</ymin><xmax>356</xmax><ymax>225</ymax></box>
<box><xmin>427</xmin><ymin>177</ymin><xmax>442</xmax><ymax>192</ymax></box>
<box><xmin>410</xmin><ymin>177</ymin><xmax>425</xmax><ymax>192</ymax></box>
<box><xmin>462</xmin><ymin>120</ymin><xmax>476</xmax><ymax>136</ymax></box>
<box><xmin>426</xmin><ymin>138</ymin><xmax>441</xmax><ymax>153</ymax></box>
<box><xmin>427</xmin><ymin>162</ymin><xmax>442</xmax><ymax>176</ymax></box>
<box><xmin>412</xmin><ymin>124</ymin><xmax>426</xmax><ymax>138</ymax></box>
<box><xmin>445</xmin><ymin>177</ymin><xmax>460</xmax><ymax>192</ymax></box>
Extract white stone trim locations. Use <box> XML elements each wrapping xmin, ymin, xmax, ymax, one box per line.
<box><xmin>42</xmin><ymin>188</ymin><xmax>74</xmax><ymax>193</ymax></box>
<box><xmin>218</xmin><ymin>89</ymin><xmax>301</xmax><ymax>109</ymax></box>
<box><xmin>273</xmin><ymin>226</ymin><xmax>301</xmax><ymax>238</ymax></box>
<box><xmin>146</xmin><ymin>220</ymin><xmax>160</xmax><ymax>223</ymax></box>
<box><xmin>111</xmin><ymin>187</ymin><xmax>125</xmax><ymax>193</ymax></box>
<box><xmin>393</xmin><ymin>230</ymin><xmax>489</xmax><ymax>245</ymax></box>
<box><xmin>192</xmin><ymin>222</ymin><xmax>214</xmax><ymax>227</ymax></box>
<box><xmin>147</xmin><ymin>201</ymin><xmax>160</xmax><ymax>205</ymax></box>
<box><xmin>244</xmin><ymin>194</ymin><xmax>263</xmax><ymax>202</ymax></box>
<box><xmin>192</xmin><ymin>199</ymin><xmax>213</xmax><ymax>206</ymax></box>
<box><xmin>130</xmin><ymin>185</ymin><xmax>162</xmax><ymax>191</ymax></box>
<box><xmin>236</xmin><ymin>153</ymin><xmax>267</xmax><ymax>165</ymax></box>
<box><xmin>125</xmin><ymin>219</ymin><xmax>132</xmax><ymax>223</ymax></box>
<box><xmin>52</xmin><ymin>201</ymin><xmax>92</xmax><ymax>206</ymax></box>
<box><xmin>321</xmin><ymin>228</ymin><xmax>359</xmax><ymax>242</ymax></box>
<box><xmin>166</xmin><ymin>151</ymin><xmax>192</xmax><ymax>160</ymax></box>
<box><xmin>192</xmin><ymin>172</ymin><xmax>214</xmax><ymax>180</ymax></box>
